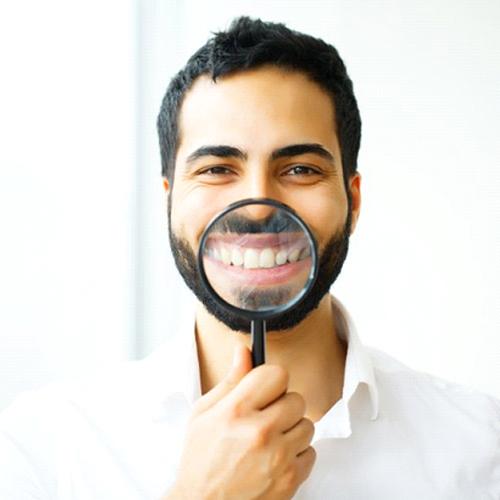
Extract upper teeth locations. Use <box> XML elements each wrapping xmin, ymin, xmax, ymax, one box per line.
<box><xmin>231</xmin><ymin>248</ymin><xmax>244</xmax><ymax>267</ymax></box>
<box><xmin>208</xmin><ymin>246</ymin><xmax>310</xmax><ymax>269</ymax></box>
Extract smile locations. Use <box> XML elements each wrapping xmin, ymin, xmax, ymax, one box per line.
<box><xmin>204</xmin><ymin>233</ymin><xmax>311</xmax><ymax>270</ymax></box>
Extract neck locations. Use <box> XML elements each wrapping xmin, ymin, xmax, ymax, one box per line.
<box><xmin>195</xmin><ymin>294</ymin><xmax>347</xmax><ymax>422</ymax></box>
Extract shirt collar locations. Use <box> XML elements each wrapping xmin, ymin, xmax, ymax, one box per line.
<box><xmin>148</xmin><ymin>295</ymin><xmax>379</xmax><ymax>435</ymax></box>
<box><xmin>312</xmin><ymin>296</ymin><xmax>379</xmax><ymax>440</ymax></box>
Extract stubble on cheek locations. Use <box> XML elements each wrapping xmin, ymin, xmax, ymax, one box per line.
<box><xmin>169</xmin><ymin>186</ymin><xmax>221</xmax><ymax>254</ymax></box>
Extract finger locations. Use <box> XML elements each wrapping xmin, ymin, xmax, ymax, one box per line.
<box><xmin>193</xmin><ymin>344</ymin><xmax>252</xmax><ymax>414</ymax></box>
<box><xmin>271</xmin><ymin>446</ymin><xmax>317</xmax><ymax>498</ymax></box>
<box><xmin>283</xmin><ymin>418</ymin><xmax>315</xmax><ymax>457</ymax></box>
<box><xmin>292</xmin><ymin>446</ymin><xmax>316</xmax><ymax>485</ymax></box>
<box><xmin>260</xmin><ymin>392</ymin><xmax>306</xmax><ymax>433</ymax></box>
<box><xmin>224</xmin><ymin>363</ymin><xmax>289</xmax><ymax>413</ymax></box>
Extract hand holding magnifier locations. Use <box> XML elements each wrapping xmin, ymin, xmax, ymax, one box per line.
<box><xmin>197</xmin><ymin>198</ymin><xmax>319</xmax><ymax>367</ymax></box>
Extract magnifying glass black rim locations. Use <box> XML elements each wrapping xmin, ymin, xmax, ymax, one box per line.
<box><xmin>197</xmin><ymin>197</ymin><xmax>319</xmax><ymax>321</ymax></box>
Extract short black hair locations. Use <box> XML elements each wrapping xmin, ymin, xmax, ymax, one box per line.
<box><xmin>157</xmin><ymin>16</ymin><xmax>361</xmax><ymax>189</ymax></box>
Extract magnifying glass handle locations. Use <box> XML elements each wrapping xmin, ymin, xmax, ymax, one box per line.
<box><xmin>251</xmin><ymin>319</ymin><xmax>266</xmax><ymax>367</ymax></box>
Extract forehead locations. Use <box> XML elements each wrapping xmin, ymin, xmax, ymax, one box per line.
<box><xmin>176</xmin><ymin>66</ymin><xmax>338</xmax><ymax>157</ymax></box>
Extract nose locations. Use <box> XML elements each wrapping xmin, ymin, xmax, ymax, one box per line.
<box><xmin>238</xmin><ymin>169</ymin><xmax>281</xmax><ymax>221</ymax></box>
<box><xmin>241</xmin><ymin>202</ymin><xmax>276</xmax><ymax>222</ymax></box>
<box><xmin>242</xmin><ymin>165</ymin><xmax>280</xmax><ymax>207</ymax></box>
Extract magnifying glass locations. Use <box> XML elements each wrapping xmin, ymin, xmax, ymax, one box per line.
<box><xmin>197</xmin><ymin>198</ymin><xmax>319</xmax><ymax>367</ymax></box>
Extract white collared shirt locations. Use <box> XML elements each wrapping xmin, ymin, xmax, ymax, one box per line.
<box><xmin>1</xmin><ymin>297</ymin><xmax>499</xmax><ymax>499</ymax></box>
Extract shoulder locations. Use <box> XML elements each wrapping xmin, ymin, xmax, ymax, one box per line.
<box><xmin>0</xmin><ymin>358</ymin><xmax>142</xmax><ymax>436</ymax></box>
<box><xmin>368</xmin><ymin>346</ymin><xmax>500</xmax><ymax>412</ymax></box>
<box><xmin>0</xmin><ymin>354</ymin><xmax>165</xmax><ymax>494</ymax></box>
<box><xmin>366</xmin><ymin>346</ymin><xmax>500</xmax><ymax>442</ymax></box>
<box><xmin>0</xmin><ymin>344</ymin><xmax>183</xmax><ymax>452</ymax></box>
<box><xmin>0</xmin><ymin>331</ymin><xmax>190</xmax><ymax>439</ymax></box>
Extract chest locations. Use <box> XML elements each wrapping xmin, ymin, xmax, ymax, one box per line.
<box><xmin>295</xmin><ymin>420</ymin><xmax>493</xmax><ymax>500</ymax></box>
<box><xmin>51</xmin><ymin>410</ymin><xmax>492</xmax><ymax>499</ymax></box>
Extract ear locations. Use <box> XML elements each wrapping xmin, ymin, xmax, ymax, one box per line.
<box><xmin>348</xmin><ymin>172</ymin><xmax>361</xmax><ymax>234</ymax></box>
<box><xmin>162</xmin><ymin>177</ymin><xmax>171</xmax><ymax>214</ymax></box>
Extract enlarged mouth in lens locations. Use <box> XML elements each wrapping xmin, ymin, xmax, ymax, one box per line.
<box><xmin>203</xmin><ymin>232</ymin><xmax>312</xmax><ymax>286</ymax></box>
<box><xmin>205</xmin><ymin>233</ymin><xmax>311</xmax><ymax>267</ymax></box>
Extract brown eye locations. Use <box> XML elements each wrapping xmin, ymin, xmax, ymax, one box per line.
<box><xmin>285</xmin><ymin>165</ymin><xmax>319</xmax><ymax>176</ymax></box>
<box><xmin>200</xmin><ymin>166</ymin><xmax>232</xmax><ymax>175</ymax></box>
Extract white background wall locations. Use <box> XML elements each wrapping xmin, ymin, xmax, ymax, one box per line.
<box><xmin>0</xmin><ymin>0</ymin><xmax>137</xmax><ymax>410</ymax></box>
<box><xmin>1</xmin><ymin>0</ymin><xmax>499</xmax><ymax>411</ymax></box>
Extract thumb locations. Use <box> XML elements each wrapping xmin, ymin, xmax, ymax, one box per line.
<box><xmin>226</xmin><ymin>343</ymin><xmax>253</xmax><ymax>385</ymax></box>
<box><xmin>194</xmin><ymin>344</ymin><xmax>253</xmax><ymax>414</ymax></box>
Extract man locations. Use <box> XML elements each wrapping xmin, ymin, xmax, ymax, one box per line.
<box><xmin>1</xmin><ymin>16</ymin><xmax>499</xmax><ymax>500</ymax></box>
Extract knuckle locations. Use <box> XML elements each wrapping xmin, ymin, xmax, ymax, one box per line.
<box><xmin>250</xmin><ymin>422</ymin><xmax>272</xmax><ymax>449</ymax></box>
<box><xmin>226</xmin><ymin>400</ymin><xmax>244</xmax><ymax>421</ymax></box>
<box><xmin>279</xmin><ymin>466</ymin><xmax>299</xmax><ymax>492</ymax></box>
<box><xmin>288</xmin><ymin>392</ymin><xmax>306</xmax><ymax>415</ymax></box>
<box><xmin>300</xmin><ymin>446</ymin><xmax>317</xmax><ymax>474</ymax></box>
<box><xmin>270</xmin><ymin>446</ymin><xmax>288</xmax><ymax>472</ymax></box>
<box><xmin>304</xmin><ymin>418</ymin><xmax>315</xmax><ymax>435</ymax></box>
<box><xmin>296</xmin><ymin>417</ymin><xmax>314</xmax><ymax>436</ymax></box>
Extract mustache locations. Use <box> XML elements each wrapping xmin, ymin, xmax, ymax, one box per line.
<box><xmin>210</xmin><ymin>211</ymin><xmax>301</xmax><ymax>234</ymax></box>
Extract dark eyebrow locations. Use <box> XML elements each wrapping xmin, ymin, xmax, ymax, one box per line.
<box><xmin>271</xmin><ymin>143</ymin><xmax>335</xmax><ymax>164</ymax></box>
<box><xmin>186</xmin><ymin>145</ymin><xmax>247</xmax><ymax>165</ymax></box>
<box><xmin>185</xmin><ymin>142</ymin><xmax>335</xmax><ymax>168</ymax></box>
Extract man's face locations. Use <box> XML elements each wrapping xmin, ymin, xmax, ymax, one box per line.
<box><xmin>166</xmin><ymin>66</ymin><xmax>361</xmax><ymax>332</ymax></box>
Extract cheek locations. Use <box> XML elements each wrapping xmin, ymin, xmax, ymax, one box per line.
<box><xmin>291</xmin><ymin>187</ymin><xmax>348</xmax><ymax>246</ymax></box>
<box><xmin>170</xmin><ymin>187</ymin><xmax>225</xmax><ymax>247</ymax></box>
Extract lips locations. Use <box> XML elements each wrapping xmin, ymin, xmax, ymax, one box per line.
<box><xmin>203</xmin><ymin>254</ymin><xmax>311</xmax><ymax>287</ymax></box>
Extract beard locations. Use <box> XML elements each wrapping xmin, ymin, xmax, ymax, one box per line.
<box><xmin>168</xmin><ymin>201</ymin><xmax>352</xmax><ymax>334</ymax></box>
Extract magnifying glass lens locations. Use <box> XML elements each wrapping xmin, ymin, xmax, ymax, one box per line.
<box><xmin>201</xmin><ymin>204</ymin><xmax>314</xmax><ymax>312</ymax></box>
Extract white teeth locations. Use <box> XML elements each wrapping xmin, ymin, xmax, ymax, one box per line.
<box><xmin>288</xmin><ymin>248</ymin><xmax>301</xmax><ymax>263</ymax></box>
<box><xmin>216</xmin><ymin>245</ymin><xmax>305</xmax><ymax>268</ymax></box>
<box><xmin>231</xmin><ymin>248</ymin><xmax>243</xmax><ymax>266</ymax></box>
<box><xmin>220</xmin><ymin>247</ymin><xmax>231</xmax><ymax>265</ymax></box>
<box><xmin>259</xmin><ymin>248</ymin><xmax>275</xmax><ymax>268</ymax></box>
<box><xmin>243</xmin><ymin>249</ymin><xmax>259</xmax><ymax>269</ymax></box>
<box><xmin>300</xmin><ymin>246</ymin><xmax>311</xmax><ymax>259</ymax></box>
<box><xmin>275</xmin><ymin>250</ymin><xmax>287</xmax><ymax>266</ymax></box>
